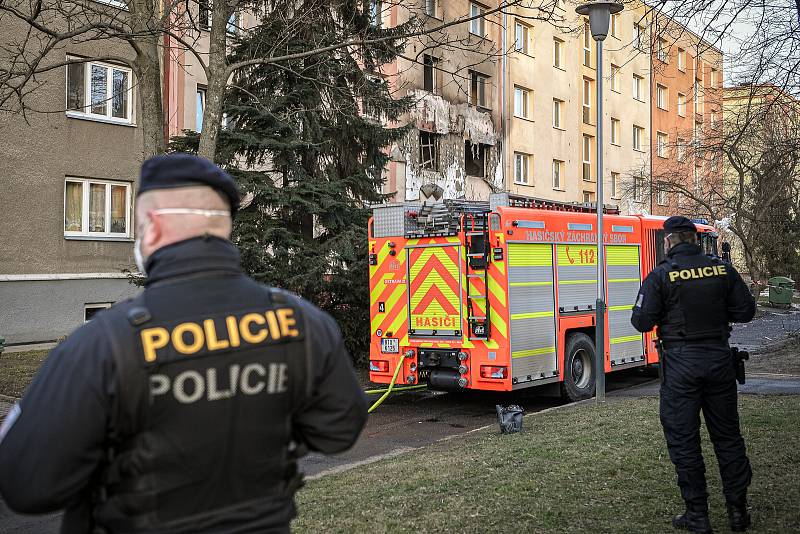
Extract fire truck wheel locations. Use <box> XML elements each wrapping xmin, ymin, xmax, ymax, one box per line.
<box><xmin>561</xmin><ymin>333</ymin><xmax>596</xmax><ymax>402</ymax></box>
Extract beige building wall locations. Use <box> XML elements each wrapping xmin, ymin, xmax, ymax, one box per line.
<box><xmin>0</xmin><ymin>19</ymin><xmax>143</xmax><ymax>342</ymax></box>
<box><xmin>603</xmin><ymin>1</ymin><xmax>651</xmax><ymax>214</ymax></box>
<box><xmin>503</xmin><ymin>1</ymin><xmax>650</xmax><ymax>211</ymax></box>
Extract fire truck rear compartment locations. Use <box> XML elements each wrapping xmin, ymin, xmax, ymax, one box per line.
<box><xmin>417</xmin><ymin>348</ymin><xmax>465</xmax><ymax>391</ymax></box>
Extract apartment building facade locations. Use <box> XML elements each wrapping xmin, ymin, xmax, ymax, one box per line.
<box><xmin>376</xmin><ymin>0</ymin><xmax>721</xmax><ymax>215</ymax></box>
<box><xmin>649</xmin><ymin>16</ymin><xmax>724</xmax><ymax>216</ymax></box>
<box><xmin>0</xmin><ymin>19</ymin><xmax>142</xmax><ymax>344</ymax></box>
<box><xmin>502</xmin><ymin>2</ymin><xmax>652</xmax><ymax>210</ymax></box>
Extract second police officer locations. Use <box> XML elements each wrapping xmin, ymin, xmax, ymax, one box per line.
<box><xmin>0</xmin><ymin>154</ymin><xmax>368</xmax><ymax>533</ymax></box>
<box><xmin>631</xmin><ymin>216</ymin><xmax>756</xmax><ymax>533</ymax></box>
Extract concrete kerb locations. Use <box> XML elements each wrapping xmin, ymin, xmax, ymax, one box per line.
<box><xmin>306</xmin><ymin>397</ymin><xmax>600</xmax><ymax>481</ymax></box>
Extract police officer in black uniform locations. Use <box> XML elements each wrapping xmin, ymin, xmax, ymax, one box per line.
<box><xmin>0</xmin><ymin>154</ymin><xmax>368</xmax><ymax>533</ymax></box>
<box><xmin>631</xmin><ymin>216</ymin><xmax>756</xmax><ymax>533</ymax></box>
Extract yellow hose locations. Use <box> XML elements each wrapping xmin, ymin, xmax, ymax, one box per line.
<box><xmin>366</xmin><ymin>353</ymin><xmax>426</xmax><ymax>413</ymax></box>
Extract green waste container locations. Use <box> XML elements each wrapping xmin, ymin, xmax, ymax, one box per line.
<box><xmin>768</xmin><ymin>276</ymin><xmax>795</xmax><ymax>307</ymax></box>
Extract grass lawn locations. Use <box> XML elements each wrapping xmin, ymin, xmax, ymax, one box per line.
<box><xmin>293</xmin><ymin>396</ymin><xmax>800</xmax><ymax>534</ymax></box>
<box><xmin>0</xmin><ymin>350</ymin><xmax>48</xmax><ymax>398</ymax></box>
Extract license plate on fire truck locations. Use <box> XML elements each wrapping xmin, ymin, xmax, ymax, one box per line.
<box><xmin>381</xmin><ymin>338</ymin><xmax>399</xmax><ymax>354</ymax></box>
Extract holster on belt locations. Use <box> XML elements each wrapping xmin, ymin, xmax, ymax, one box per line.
<box><xmin>731</xmin><ymin>346</ymin><xmax>749</xmax><ymax>385</ymax></box>
<box><xmin>655</xmin><ymin>338</ymin><xmax>665</xmax><ymax>385</ymax></box>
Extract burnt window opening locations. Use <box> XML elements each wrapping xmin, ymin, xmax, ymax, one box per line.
<box><xmin>419</xmin><ymin>131</ymin><xmax>439</xmax><ymax>170</ymax></box>
<box><xmin>465</xmin><ymin>141</ymin><xmax>488</xmax><ymax>177</ymax></box>
<box><xmin>423</xmin><ymin>55</ymin><xmax>438</xmax><ymax>93</ymax></box>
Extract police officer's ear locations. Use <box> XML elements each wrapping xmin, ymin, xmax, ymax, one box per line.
<box><xmin>143</xmin><ymin>209</ymin><xmax>164</xmax><ymax>249</ymax></box>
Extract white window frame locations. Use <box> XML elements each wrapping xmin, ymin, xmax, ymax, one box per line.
<box><xmin>656</xmin><ymin>84</ymin><xmax>667</xmax><ymax>110</ymax></box>
<box><xmin>632</xmin><ymin>125</ymin><xmax>643</xmax><ymax>151</ymax></box>
<box><xmin>425</xmin><ymin>0</ymin><xmax>437</xmax><ymax>17</ymax></box>
<box><xmin>694</xmin><ymin>80</ymin><xmax>703</xmax><ymax>114</ymax></box>
<box><xmin>583</xmin><ymin>191</ymin><xmax>593</xmax><ymax>203</ymax></box>
<box><xmin>582</xmin><ymin>78</ymin><xmax>592</xmax><ymax>124</ymax></box>
<box><xmin>634</xmin><ymin>23</ymin><xmax>644</xmax><ymax>51</ymax></box>
<box><xmin>610</xmin><ymin>13</ymin><xmax>619</xmax><ymax>38</ymax></box>
<box><xmin>632</xmin><ymin>74</ymin><xmax>644</xmax><ymax>101</ymax></box>
<box><xmin>515</xmin><ymin>20</ymin><xmax>531</xmax><ymax>54</ymax></box>
<box><xmin>677</xmin><ymin>48</ymin><xmax>686</xmax><ymax>71</ymax></box>
<box><xmin>657</xmin><ymin>38</ymin><xmax>668</xmax><ymax>63</ymax></box>
<box><xmin>552</xmin><ymin>99</ymin><xmax>563</xmax><ymax>129</ymax></box>
<box><xmin>582</xmin><ymin>135</ymin><xmax>592</xmax><ymax>181</ymax></box>
<box><xmin>677</xmin><ymin>92</ymin><xmax>686</xmax><ymax>117</ymax></box>
<box><xmin>553</xmin><ymin>38</ymin><xmax>563</xmax><ymax>69</ymax></box>
<box><xmin>552</xmin><ymin>159</ymin><xmax>563</xmax><ymax>190</ymax></box>
<box><xmin>656</xmin><ymin>186</ymin><xmax>668</xmax><ymax>206</ymax></box>
<box><xmin>370</xmin><ymin>0</ymin><xmax>382</xmax><ymax>27</ymax></box>
<box><xmin>710</xmin><ymin>68</ymin><xmax>718</xmax><ymax>88</ymax></box>
<box><xmin>64</xmin><ymin>178</ymin><xmax>132</xmax><ymax>239</ymax></box>
<box><xmin>96</xmin><ymin>0</ymin><xmax>127</xmax><ymax>8</ymax></box>
<box><xmin>514</xmin><ymin>86</ymin><xmax>530</xmax><ymax>119</ymax></box>
<box><xmin>514</xmin><ymin>152</ymin><xmax>530</xmax><ymax>185</ymax></box>
<box><xmin>611</xmin><ymin>117</ymin><xmax>620</xmax><ymax>146</ymax></box>
<box><xmin>610</xmin><ymin>64</ymin><xmax>620</xmax><ymax>93</ymax></box>
<box><xmin>677</xmin><ymin>138</ymin><xmax>687</xmax><ymax>162</ymax></box>
<box><xmin>196</xmin><ymin>86</ymin><xmax>206</xmax><ymax>132</ymax></box>
<box><xmin>66</xmin><ymin>58</ymin><xmax>134</xmax><ymax>125</ymax></box>
<box><xmin>469</xmin><ymin>2</ymin><xmax>486</xmax><ymax>37</ymax></box>
<box><xmin>583</xmin><ymin>21</ymin><xmax>592</xmax><ymax>67</ymax></box>
<box><xmin>611</xmin><ymin>171</ymin><xmax>620</xmax><ymax>199</ymax></box>
<box><xmin>657</xmin><ymin>131</ymin><xmax>668</xmax><ymax>158</ymax></box>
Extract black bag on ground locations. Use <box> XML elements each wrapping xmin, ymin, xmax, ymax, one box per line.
<box><xmin>496</xmin><ymin>404</ymin><xmax>524</xmax><ymax>434</ymax></box>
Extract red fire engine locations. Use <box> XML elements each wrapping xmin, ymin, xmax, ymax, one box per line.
<box><xmin>368</xmin><ymin>193</ymin><xmax>718</xmax><ymax>401</ymax></box>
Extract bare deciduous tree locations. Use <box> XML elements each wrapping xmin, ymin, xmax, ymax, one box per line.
<box><xmin>0</xmin><ymin>0</ymin><xmax>576</xmax><ymax>160</ymax></box>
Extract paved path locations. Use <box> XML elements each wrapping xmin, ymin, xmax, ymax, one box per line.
<box><xmin>611</xmin><ymin>374</ymin><xmax>800</xmax><ymax>398</ymax></box>
<box><xmin>729</xmin><ymin>309</ymin><xmax>800</xmax><ymax>352</ymax></box>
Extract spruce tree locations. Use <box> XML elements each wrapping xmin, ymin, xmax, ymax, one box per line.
<box><xmin>175</xmin><ymin>0</ymin><xmax>411</xmax><ymax>363</ymax></box>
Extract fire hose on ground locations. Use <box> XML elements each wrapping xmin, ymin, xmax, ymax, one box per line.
<box><xmin>364</xmin><ymin>352</ymin><xmax>427</xmax><ymax>413</ymax></box>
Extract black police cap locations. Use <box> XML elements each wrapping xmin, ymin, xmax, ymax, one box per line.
<box><xmin>663</xmin><ymin>215</ymin><xmax>697</xmax><ymax>233</ymax></box>
<box><xmin>138</xmin><ymin>153</ymin><xmax>240</xmax><ymax>217</ymax></box>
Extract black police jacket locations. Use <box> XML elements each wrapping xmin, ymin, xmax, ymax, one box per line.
<box><xmin>0</xmin><ymin>236</ymin><xmax>368</xmax><ymax>533</ymax></box>
<box><xmin>630</xmin><ymin>242</ymin><xmax>756</xmax><ymax>342</ymax></box>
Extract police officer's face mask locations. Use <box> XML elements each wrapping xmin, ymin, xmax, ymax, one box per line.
<box><xmin>134</xmin><ymin>209</ymin><xmax>231</xmax><ymax>275</ymax></box>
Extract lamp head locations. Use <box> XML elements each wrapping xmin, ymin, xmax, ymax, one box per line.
<box><xmin>576</xmin><ymin>1</ymin><xmax>624</xmax><ymax>42</ymax></box>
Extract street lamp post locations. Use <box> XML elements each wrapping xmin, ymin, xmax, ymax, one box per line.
<box><xmin>576</xmin><ymin>1</ymin><xmax>623</xmax><ymax>404</ymax></box>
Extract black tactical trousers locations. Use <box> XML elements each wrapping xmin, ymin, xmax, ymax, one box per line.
<box><xmin>659</xmin><ymin>342</ymin><xmax>752</xmax><ymax>507</ymax></box>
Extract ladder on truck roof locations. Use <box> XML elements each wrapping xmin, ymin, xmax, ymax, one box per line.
<box><xmin>489</xmin><ymin>192</ymin><xmax>620</xmax><ymax>215</ymax></box>
<box><xmin>406</xmin><ymin>199</ymin><xmax>490</xmax><ymax>238</ymax></box>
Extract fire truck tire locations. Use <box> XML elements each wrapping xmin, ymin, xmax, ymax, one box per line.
<box><xmin>561</xmin><ymin>333</ymin><xmax>596</xmax><ymax>402</ymax></box>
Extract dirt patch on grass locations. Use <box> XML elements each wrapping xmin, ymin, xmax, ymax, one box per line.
<box><xmin>748</xmin><ymin>336</ymin><xmax>800</xmax><ymax>376</ymax></box>
<box><xmin>0</xmin><ymin>350</ymin><xmax>48</xmax><ymax>398</ymax></box>
<box><xmin>293</xmin><ymin>396</ymin><xmax>800</xmax><ymax>534</ymax></box>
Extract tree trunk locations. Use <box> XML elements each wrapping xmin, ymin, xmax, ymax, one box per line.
<box><xmin>130</xmin><ymin>0</ymin><xmax>165</xmax><ymax>158</ymax></box>
<box><xmin>196</xmin><ymin>1</ymin><xmax>229</xmax><ymax>161</ymax></box>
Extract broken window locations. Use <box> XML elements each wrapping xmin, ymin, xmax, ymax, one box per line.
<box><xmin>470</xmin><ymin>71</ymin><xmax>489</xmax><ymax>108</ymax></box>
<box><xmin>423</xmin><ymin>55</ymin><xmax>438</xmax><ymax>93</ymax></box>
<box><xmin>419</xmin><ymin>131</ymin><xmax>439</xmax><ymax>170</ymax></box>
<box><xmin>465</xmin><ymin>141</ymin><xmax>488</xmax><ymax>177</ymax></box>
